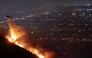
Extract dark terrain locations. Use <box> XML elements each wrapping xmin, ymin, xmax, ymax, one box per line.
<box><xmin>0</xmin><ymin>35</ymin><xmax>38</xmax><ymax>58</ymax></box>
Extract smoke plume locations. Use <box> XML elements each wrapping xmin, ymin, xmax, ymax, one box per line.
<box><xmin>5</xmin><ymin>17</ymin><xmax>56</xmax><ymax>58</ymax></box>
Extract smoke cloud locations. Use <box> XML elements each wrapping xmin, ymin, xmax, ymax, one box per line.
<box><xmin>6</xmin><ymin>17</ymin><xmax>56</xmax><ymax>58</ymax></box>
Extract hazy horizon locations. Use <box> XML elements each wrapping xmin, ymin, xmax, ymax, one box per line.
<box><xmin>0</xmin><ymin>0</ymin><xmax>92</xmax><ymax>5</ymax></box>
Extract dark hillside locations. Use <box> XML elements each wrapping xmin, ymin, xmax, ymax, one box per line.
<box><xmin>0</xmin><ymin>35</ymin><xmax>38</xmax><ymax>58</ymax></box>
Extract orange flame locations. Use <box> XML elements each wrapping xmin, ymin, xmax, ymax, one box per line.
<box><xmin>5</xmin><ymin>18</ymin><xmax>55</xmax><ymax>58</ymax></box>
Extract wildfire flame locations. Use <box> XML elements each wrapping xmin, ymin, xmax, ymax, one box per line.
<box><xmin>5</xmin><ymin>17</ymin><xmax>55</xmax><ymax>58</ymax></box>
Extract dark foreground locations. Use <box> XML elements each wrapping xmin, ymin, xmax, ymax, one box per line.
<box><xmin>0</xmin><ymin>35</ymin><xmax>38</xmax><ymax>58</ymax></box>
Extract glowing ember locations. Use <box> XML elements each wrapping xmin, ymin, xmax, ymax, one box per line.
<box><xmin>5</xmin><ymin>17</ymin><xmax>55</xmax><ymax>58</ymax></box>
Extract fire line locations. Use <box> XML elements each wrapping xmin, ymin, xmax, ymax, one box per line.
<box><xmin>5</xmin><ymin>16</ymin><xmax>55</xmax><ymax>58</ymax></box>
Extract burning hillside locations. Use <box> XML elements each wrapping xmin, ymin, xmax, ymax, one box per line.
<box><xmin>5</xmin><ymin>16</ymin><xmax>55</xmax><ymax>58</ymax></box>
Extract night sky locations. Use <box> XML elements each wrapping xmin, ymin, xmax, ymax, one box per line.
<box><xmin>0</xmin><ymin>0</ymin><xmax>92</xmax><ymax>5</ymax></box>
